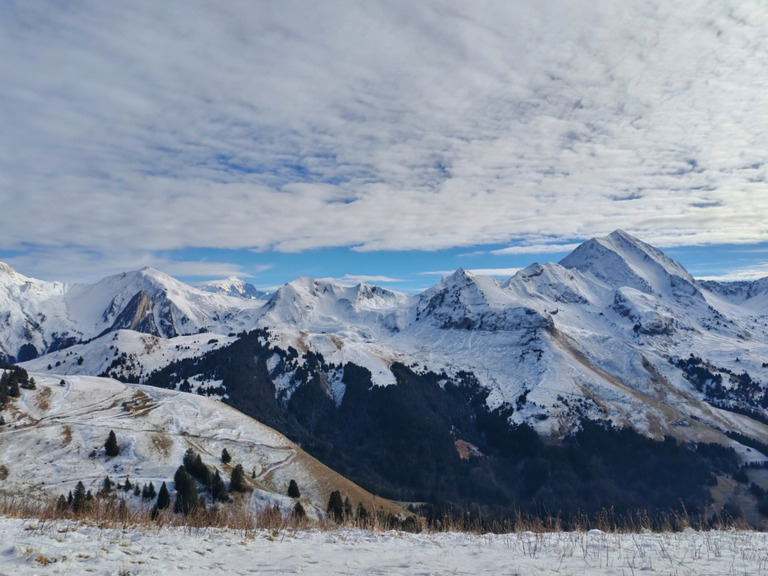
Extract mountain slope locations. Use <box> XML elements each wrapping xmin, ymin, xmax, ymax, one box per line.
<box><xmin>0</xmin><ymin>372</ymin><xmax>403</xmax><ymax>518</ymax></box>
<box><xmin>0</xmin><ymin>265</ymin><xmax>263</xmax><ymax>363</ymax></box>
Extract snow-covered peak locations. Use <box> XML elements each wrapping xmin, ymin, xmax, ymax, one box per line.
<box><xmin>0</xmin><ymin>261</ymin><xmax>38</xmax><ymax>287</ymax></box>
<box><xmin>262</xmin><ymin>277</ymin><xmax>413</xmax><ymax>330</ymax></box>
<box><xmin>560</xmin><ymin>230</ymin><xmax>697</xmax><ymax>297</ymax></box>
<box><xmin>196</xmin><ymin>276</ymin><xmax>268</xmax><ymax>300</ymax></box>
<box><xmin>0</xmin><ymin>261</ymin><xmax>18</xmax><ymax>277</ymax></box>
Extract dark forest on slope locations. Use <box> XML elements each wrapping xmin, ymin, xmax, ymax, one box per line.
<box><xmin>143</xmin><ymin>329</ymin><xmax>749</xmax><ymax>527</ymax></box>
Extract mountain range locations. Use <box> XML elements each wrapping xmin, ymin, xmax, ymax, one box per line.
<box><xmin>4</xmin><ymin>230</ymin><xmax>768</xmax><ymax>523</ymax></box>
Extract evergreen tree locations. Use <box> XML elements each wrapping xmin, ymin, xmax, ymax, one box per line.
<box><xmin>356</xmin><ymin>502</ymin><xmax>368</xmax><ymax>521</ymax></box>
<box><xmin>343</xmin><ymin>496</ymin><xmax>352</xmax><ymax>519</ymax></box>
<box><xmin>229</xmin><ymin>463</ymin><xmax>248</xmax><ymax>492</ymax></box>
<box><xmin>210</xmin><ymin>469</ymin><xmax>228</xmax><ymax>502</ymax></box>
<box><xmin>327</xmin><ymin>490</ymin><xmax>344</xmax><ymax>522</ymax></box>
<box><xmin>288</xmin><ymin>479</ymin><xmax>300</xmax><ymax>499</ymax></box>
<box><xmin>56</xmin><ymin>494</ymin><xmax>67</xmax><ymax>513</ymax></box>
<box><xmin>293</xmin><ymin>501</ymin><xmax>306</xmax><ymax>520</ymax></box>
<box><xmin>105</xmin><ymin>430</ymin><xmax>119</xmax><ymax>457</ymax></box>
<box><xmin>123</xmin><ymin>476</ymin><xmax>132</xmax><ymax>491</ymax></box>
<box><xmin>173</xmin><ymin>466</ymin><xmax>198</xmax><ymax>514</ymax></box>
<box><xmin>101</xmin><ymin>475</ymin><xmax>113</xmax><ymax>495</ymax></box>
<box><xmin>133</xmin><ymin>484</ymin><xmax>141</xmax><ymax>497</ymax></box>
<box><xmin>72</xmin><ymin>481</ymin><xmax>86</xmax><ymax>514</ymax></box>
<box><xmin>221</xmin><ymin>448</ymin><xmax>232</xmax><ymax>464</ymax></box>
<box><xmin>152</xmin><ymin>481</ymin><xmax>171</xmax><ymax>519</ymax></box>
<box><xmin>183</xmin><ymin>448</ymin><xmax>211</xmax><ymax>485</ymax></box>
<box><xmin>142</xmin><ymin>482</ymin><xmax>157</xmax><ymax>500</ymax></box>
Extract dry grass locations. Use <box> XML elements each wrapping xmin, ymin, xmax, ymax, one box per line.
<box><xmin>151</xmin><ymin>433</ymin><xmax>173</xmax><ymax>456</ymax></box>
<box><xmin>36</xmin><ymin>386</ymin><xmax>52</xmax><ymax>412</ymax></box>
<box><xmin>0</xmin><ymin>491</ymin><xmax>752</xmax><ymax>538</ymax></box>
<box><xmin>61</xmin><ymin>425</ymin><xmax>72</xmax><ymax>447</ymax></box>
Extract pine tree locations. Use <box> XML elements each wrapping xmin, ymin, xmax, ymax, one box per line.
<box><xmin>288</xmin><ymin>479</ymin><xmax>300</xmax><ymax>498</ymax></box>
<box><xmin>229</xmin><ymin>463</ymin><xmax>248</xmax><ymax>492</ymax></box>
<box><xmin>101</xmin><ymin>475</ymin><xmax>113</xmax><ymax>495</ymax></box>
<box><xmin>72</xmin><ymin>481</ymin><xmax>86</xmax><ymax>514</ymax></box>
<box><xmin>173</xmin><ymin>466</ymin><xmax>198</xmax><ymax>514</ymax></box>
<box><xmin>105</xmin><ymin>430</ymin><xmax>119</xmax><ymax>457</ymax></box>
<box><xmin>151</xmin><ymin>481</ymin><xmax>171</xmax><ymax>520</ymax></box>
<box><xmin>123</xmin><ymin>476</ymin><xmax>132</xmax><ymax>491</ymax></box>
<box><xmin>221</xmin><ymin>448</ymin><xmax>232</xmax><ymax>464</ymax></box>
<box><xmin>327</xmin><ymin>490</ymin><xmax>344</xmax><ymax>522</ymax></box>
<box><xmin>343</xmin><ymin>496</ymin><xmax>352</xmax><ymax>519</ymax></box>
<box><xmin>293</xmin><ymin>501</ymin><xmax>306</xmax><ymax>520</ymax></box>
<box><xmin>210</xmin><ymin>469</ymin><xmax>228</xmax><ymax>501</ymax></box>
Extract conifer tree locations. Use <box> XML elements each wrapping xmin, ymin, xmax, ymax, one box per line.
<box><xmin>210</xmin><ymin>469</ymin><xmax>228</xmax><ymax>501</ymax></box>
<box><xmin>72</xmin><ymin>481</ymin><xmax>86</xmax><ymax>514</ymax></box>
<box><xmin>102</xmin><ymin>475</ymin><xmax>113</xmax><ymax>495</ymax></box>
<box><xmin>288</xmin><ymin>479</ymin><xmax>300</xmax><ymax>498</ymax></box>
<box><xmin>293</xmin><ymin>501</ymin><xmax>306</xmax><ymax>520</ymax></box>
<box><xmin>173</xmin><ymin>466</ymin><xmax>198</xmax><ymax>514</ymax></box>
<box><xmin>151</xmin><ymin>481</ymin><xmax>171</xmax><ymax>520</ymax></box>
<box><xmin>327</xmin><ymin>490</ymin><xmax>344</xmax><ymax>522</ymax></box>
<box><xmin>221</xmin><ymin>448</ymin><xmax>232</xmax><ymax>464</ymax></box>
<box><xmin>105</xmin><ymin>430</ymin><xmax>119</xmax><ymax>457</ymax></box>
<box><xmin>229</xmin><ymin>463</ymin><xmax>248</xmax><ymax>492</ymax></box>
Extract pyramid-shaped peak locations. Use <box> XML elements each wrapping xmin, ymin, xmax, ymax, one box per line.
<box><xmin>560</xmin><ymin>230</ymin><xmax>695</xmax><ymax>295</ymax></box>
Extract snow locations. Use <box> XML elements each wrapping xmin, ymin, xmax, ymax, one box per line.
<box><xmin>2</xmin><ymin>519</ymin><xmax>768</xmax><ymax>575</ymax></box>
<box><xmin>0</xmin><ymin>374</ymin><xmax>392</xmax><ymax>519</ymax></box>
<box><xmin>9</xmin><ymin>229</ymin><xmax>768</xmax><ymax>447</ymax></box>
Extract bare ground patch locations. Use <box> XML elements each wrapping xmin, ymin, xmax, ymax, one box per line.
<box><xmin>61</xmin><ymin>425</ymin><xmax>72</xmax><ymax>447</ymax></box>
<box><xmin>36</xmin><ymin>386</ymin><xmax>52</xmax><ymax>412</ymax></box>
<box><xmin>151</xmin><ymin>433</ymin><xmax>173</xmax><ymax>457</ymax></box>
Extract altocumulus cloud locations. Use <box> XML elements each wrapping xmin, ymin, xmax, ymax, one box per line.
<box><xmin>1</xmin><ymin>0</ymin><xmax>768</xmax><ymax>279</ymax></box>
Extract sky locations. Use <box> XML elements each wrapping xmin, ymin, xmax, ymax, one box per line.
<box><xmin>2</xmin><ymin>0</ymin><xmax>768</xmax><ymax>293</ymax></box>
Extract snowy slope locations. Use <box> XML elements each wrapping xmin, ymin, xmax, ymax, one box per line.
<box><xmin>0</xmin><ymin>373</ymin><xmax>402</xmax><ymax>518</ymax></box>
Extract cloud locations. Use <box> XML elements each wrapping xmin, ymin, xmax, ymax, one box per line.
<box><xmin>697</xmin><ymin>264</ymin><xmax>768</xmax><ymax>282</ymax></box>
<box><xmin>2</xmin><ymin>0</ymin><xmax>768</xmax><ymax>279</ymax></box>
<box><xmin>467</xmin><ymin>268</ymin><xmax>522</xmax><ymax>278</ymax></box>
<box><xmin>491</xmin><ymin>244</ymin><xmax>581</xmax><ymax>256</ymax></box>
<box><xmin>337</xmin><ymin>274</ymin><xmax>405</xmax><ymax>285</ymax></box>
<box><xmin>0</xmin><ymin>245</ymin><xmax>252</xmax><ymax>283</ymax></box>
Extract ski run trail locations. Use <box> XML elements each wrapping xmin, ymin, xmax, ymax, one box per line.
<box><xmin>1</xmin><ymin>518</ymin><xmax>768</xmax><ymax>575</ymax></box>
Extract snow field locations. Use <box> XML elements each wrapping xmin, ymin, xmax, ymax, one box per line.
<box><xmin>2</xmin><ymin>519</ymin><xmax>768</xmax><ymax>575</ymax></box>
